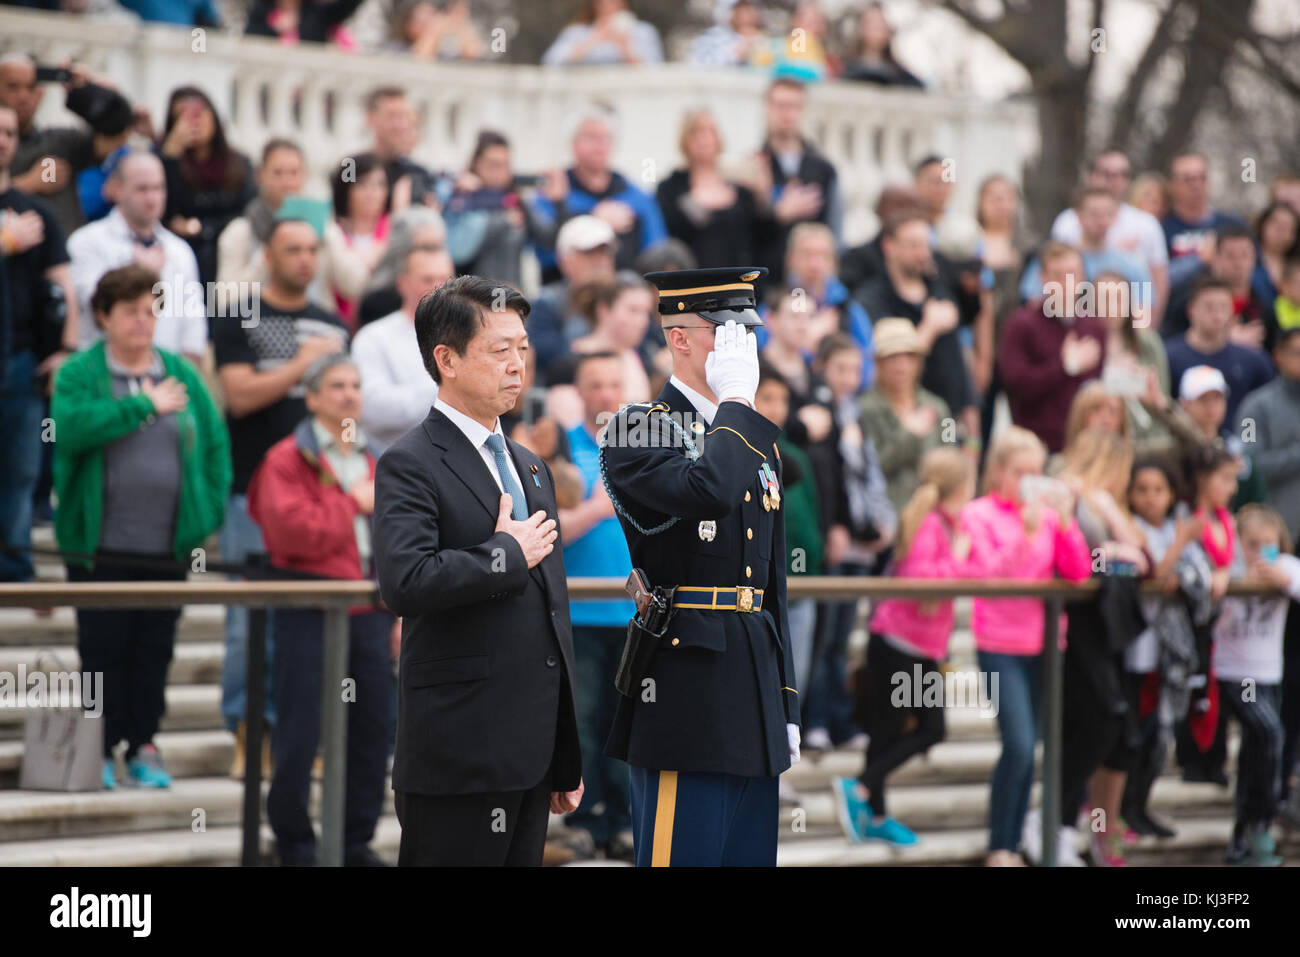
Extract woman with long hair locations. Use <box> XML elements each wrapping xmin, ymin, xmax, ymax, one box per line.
<box><xmin>332</xmin><ymin>152</ymin><xmax>390</xmax><ymax>326</ymax></box>
<box><xmin>1053</xmin><ymin>427</ymin><xmax>1150</xmax><ymax>867</ymax></box>
<box><xmin>1252</xmin><ymin>200</ymin><xmax>1300</xmax><ymax>305</ymax></box>
<box><xmin>831</xmin><ymin>447</ymin><xmax>976</xmax><ymax>847</ymax></box>
<box><xmin>972</xmin><ymin>173</ymin><xmax>1029</xmax><ymax>447</ymax></box>
<box><xmin>567</xmin><ymin>274</ymin><xmax>654</xmax><ymax>402</ymax></box>
<box><xmin>962</xmin><ymin>426</ymin><xmax>1092</xmax><ymax>866</ymax></box>
<box><xmin>1088</xmin><ymin>271</ymin><xmax>1202</xmax><ymax>460</ymax></box>
<box><xmin>655</xmin><ymin>109</ymin><xmax>766</xmax><ymax>268</ymax></box>
<box><xmin>841</xmin><ymin>2</ymin><xmax>923</xmax><ymax>87</ymax></box>
<box><xmin>157</xmin><ymin>86</ymin><xmax>256</xmax><ymax>285</ymax></box>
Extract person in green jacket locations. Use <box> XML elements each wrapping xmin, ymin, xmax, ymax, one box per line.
<box><xmin>755</xmin><ymin>362</ymin><xmax>823</xmax><ymax>696</ymax></box>
<box><xmin>857</xmin><ymin>318</ymin><xmax>953</xmax><ymax>515</ymax></box>
<box><xmin>52</xmin><ymin>263</ymin><xmax>231</xmax><ymax>790</ymax></box>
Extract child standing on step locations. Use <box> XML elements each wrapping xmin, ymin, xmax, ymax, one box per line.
<box><xmin>1215</xmin><ymin>504</ymin><xmax>1298</xmax><ymax>866</ymax></box>
<box><xmin>1121</xmin><ymin>459</ymin><xmax>1204</xmax><ymax>841</ymax></box>
<box><xmin>831</xmin><ymin>448</ymin><xmax>977</xmax><ymax>847</ymax></box>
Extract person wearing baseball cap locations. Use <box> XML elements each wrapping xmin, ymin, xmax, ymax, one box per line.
<box><xmin>1179</xmin><ymin>364</ymin><xmax>1267</xmax><ymax>506</ymax></box>
<box><xmin>859</xmin><ymin>318</ymin><xmax>954</xmax><ymax>512</ymax></box>
<box><xmin>528</xmin><ymin>214</ymin><xmax>617</xmax><ymax>379</ymax></box>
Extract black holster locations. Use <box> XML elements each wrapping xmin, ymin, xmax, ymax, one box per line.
<box><xmin>614</xmin><ymin>587</ymin><xmax>675</xmax><ymax>698</ymax></box>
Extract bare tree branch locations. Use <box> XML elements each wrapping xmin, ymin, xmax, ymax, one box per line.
<box><xmin>1148</xmin><ymin>0</ymin><xmax>1256</xmax><ymax>173</ymax></box>
<box><xmin>1107</xmin><ymin>0</ymin><xmax>1189</xmax><ymax>160</ymax></box>
<box><xmin>934</xmin><ymin>0</ymin><xmax>1063</xmax><ymax>70</ymax></box>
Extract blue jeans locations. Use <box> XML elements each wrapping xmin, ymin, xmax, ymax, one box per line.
<box><xmin>568</xmin><ymin>624</ymin><xmax>631</xmax><ymax>844</ymax></box>
<box><xmin>787</xmin><ymin>598</ymin><xmax>817</xmax><ymax>695</ymax></box>
<box><xmin>978</xmin><ymin>649</ymin><xmax>1043</xmax><ymax>852</ymax></box>
<box><xmin>0</xmin><ymin>351</ymin><xmax>43</xmax><ymax>582</ymax></box>
<box><xmin>805</xmin><ymin>563</ymin><xmax>870</xmax><ymax>743</ymax></box>
<box><xmin>219</xmin><ymin>494</ymin><xmax>274</xmax><ymax>731</ymax></box>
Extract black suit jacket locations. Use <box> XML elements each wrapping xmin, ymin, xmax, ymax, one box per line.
<box><xmin>373</xmin><ymin>406</ymin><xmax>581</xmax><ymax>796</ymax></box>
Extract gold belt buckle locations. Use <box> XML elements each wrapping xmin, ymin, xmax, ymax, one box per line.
<box><xmin>736</xmin><ymin>586</ymin><xmax>755</xmax><ymax>613</ymax></box>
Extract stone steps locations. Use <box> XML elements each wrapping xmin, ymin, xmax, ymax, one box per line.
<box><xmin>0</xmin><ymin>684</ymin><xmax>221</xmax><ymax>741</ymax></box>
<box><xmin>0</xmin><ymin>762</ymin><xmax>1233</xmax><ymax>844</ymax></box>
<box><xmin>776</xmin><ymin>817</ymin><xmax>1285</xmax><ymax>867</ymax></box>
<box><xmin>0</xmin><ymin>641</ymin><xmax>226</xmax><ymax>686</ymax></box>
<box><xmin>0</xmin><ymin>606</ymin><xmax>226</xmax><ymax>647</ymax></box>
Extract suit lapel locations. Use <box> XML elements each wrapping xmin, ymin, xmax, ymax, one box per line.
<box><xmin>422</xmin><ymin>409</ymin><xmax>500</xmax><ymax>522</ymax></box>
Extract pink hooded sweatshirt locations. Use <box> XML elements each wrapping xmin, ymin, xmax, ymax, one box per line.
<box><xmin>871</xmin><ymin>509</ymin><xmax>978</xmax><ymax>661</ymax></box>
<box><xmin>961</xmin><ymin>493</ymin><xmax>1092</xmax><ymax>654</ymax></box>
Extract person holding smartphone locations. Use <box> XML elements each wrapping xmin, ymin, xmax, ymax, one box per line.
<box><xmin>961</xmin><ymin>426</ymin><xmax>1092</xmax><ymax>866</ymax></box>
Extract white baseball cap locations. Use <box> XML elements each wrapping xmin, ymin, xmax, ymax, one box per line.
<box><xmin>556</xmin><ymin>215</ymin><xmax>616</xmax><ymax>258</ymax></box>
<box><xmin>1179</xmin><ymin>365</ymin><xmax>1229</xmax><ymax>401</ymax></box>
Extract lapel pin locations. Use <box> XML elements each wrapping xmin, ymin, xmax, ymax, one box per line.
<box><xmin>529</xmin><ymin>463</ymin><xmax>541</xmax><ymax>488</ymax></box>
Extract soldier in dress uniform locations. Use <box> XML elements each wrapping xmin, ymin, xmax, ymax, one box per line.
<box><xmin>598</xmin><ymin>266</ymin><xmax>800</xmax><ymax>866</ymax></box>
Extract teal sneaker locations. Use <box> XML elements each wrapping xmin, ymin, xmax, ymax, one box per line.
<box><xmin>1245</xmin><ymin>826</ymin><xmax>1282</xmax><ymax>867</ymax></box>
<box><xmin>102</xmin><ymin>758</ymin><xmax>116</xmax><ymax>790</ymax></box>
<box><xmin>830</xmin><ymin>777</ymin><xmax>870</xmax><ymax>843</ymax></box>
<box><xmin>863</xmin><ymin>815</ymin><xmax>919</xmax><ymax>847</ymax></box>
<box><xmin>125</xmin><ymin>744</ymin><xmax>172</xmax><ymax>789</ymax></box>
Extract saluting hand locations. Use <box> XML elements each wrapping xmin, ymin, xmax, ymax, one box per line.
<box><xmin>495</xmin><ymin>494</ymin><xmax>557</xmax><ymax>569</ymax></box>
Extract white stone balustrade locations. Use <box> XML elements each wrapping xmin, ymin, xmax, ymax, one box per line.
<box><xmin>2</xmin><ymin>8</ymin><xmax>1038</xmax><ymax>245</ymax></box>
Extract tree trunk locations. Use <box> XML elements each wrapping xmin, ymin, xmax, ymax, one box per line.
<box><xmin>1024</xmin><ymin>72</ymin><xmax>1092</xmax><ymax>236</ymax></box>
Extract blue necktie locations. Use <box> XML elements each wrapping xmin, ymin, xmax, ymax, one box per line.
<box><xmin>485</xmin><ymin>432</ymin><xmax>529</xmax><ymax>521</ymax></box>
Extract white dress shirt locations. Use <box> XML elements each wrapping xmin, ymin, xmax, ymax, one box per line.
<box><xmin>1050</xmin><ymin>202</ymin><xmax>1170</xmax><ymax>269</ymax></box>
<box><xmin>434</xmin><ymin>396</ymin><xmax>526</xmax><ymax>500</ymax></box>
<box><xmin>668</xmin><ymin>374</ymin><xmax>718</xmax><ymax>424</ymax></box>
<box><xmin>67</xmin><ymin>207</ymin><xmax>207</xmax><ymax>356</ymax></box>
<box><xmin>352</xmin><ymin>309</ymin><xmax>438</xmax><ymax>455</ymax></box>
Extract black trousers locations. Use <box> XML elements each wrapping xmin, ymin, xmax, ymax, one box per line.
<box><xmin>1220</xmin><ymin>680</ymin><xmax>1284</xmax><ymax>832</ymax></box>
<box><xmin>65</xmin><ymin>554</ymin><xmax>187</xmax><ymax>759</ymax></box>
<box><xmin>394</xmin><ymin>775</ymin><xmax>552</xmax><ymax>866</ymax></box>
<box><xmin>1280</xmin><ymin>597</ymin><xmax>1300</xmax><ymax>800</ymax></box>
<box><xmin>1122</xmin><ymin>671</ymin><xmax>1167</xmax><ymax>817</ymax></box>
<box><xmin>1059</xmin><ymin>633</ymin><xmax>1124</xmax><ymax>827</ymax></box>
<box><xmin>858</xmin><ymin>632</ymin><xmax>945</xmax><ymax>817</ymax></box>
<box><xmin>266</xmin><ymin>608</ymin><xmax>392</xmax><ymax>864</ymax></box>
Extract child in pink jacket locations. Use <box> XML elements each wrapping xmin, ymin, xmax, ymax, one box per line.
<box><xmin>831</xmin><ymin>448</ymin><xmax>977</xmax><ymax>848</ymax></box>
<box><xmin>961</xmin><ymin>427</ymin><xmax>1092</xmax><ymax>866</ymax></box>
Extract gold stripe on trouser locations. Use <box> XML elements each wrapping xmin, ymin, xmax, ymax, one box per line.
<box><xmin>651</xmin><ymin>770</ymin><xmax>679</xmax><ymax>867</ymax></box>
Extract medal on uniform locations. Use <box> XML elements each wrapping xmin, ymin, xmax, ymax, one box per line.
<box><xmin>762</xmin><ymin>493</ymin><xmax>772</xmax><ymax>511</ymax></box>
<box><xmin>698</xmin><ymin>520</ymin><xmax>716</xmax><ymax>542</ymax></box>
<box><xmin>759</xmin><ymin>463</ymin><xmax>781</xmax><ymax>510</ymax></box>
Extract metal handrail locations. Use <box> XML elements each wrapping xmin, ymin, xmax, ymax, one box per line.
<box><xmin>2</xmin><ymin>576</ymin><xmax>1280</xmax><ymax>867</ymax></box>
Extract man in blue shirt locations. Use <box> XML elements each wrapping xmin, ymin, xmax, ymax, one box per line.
<box><xmin>1161</xmin><ymin>151</ymin><xmax>1246</xmax><ymax>285</ymax></box>
<box><xmin>532</xmin><ymin>112</ymin><xmax>666</xmax><ymax>282</ymax></box>
<box><xmin>1165</xmin><ymin>277</ymin><xmax>1274</xmax><ymax>425</ymax></box>
<box><xmin>559</xmin><ymin>351</ymin><xmax>637</xmax><ymax>860</ymax></box>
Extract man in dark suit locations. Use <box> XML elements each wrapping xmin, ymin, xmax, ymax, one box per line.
<box><xmin>600</xmin><ymin>267</ymin><xmax>801</xmax><ymax>866</ymax></box>
<box><xmin>373</xmin><ymin>275</ymin><xmax>583</xmax><ymax>866</ymax></box>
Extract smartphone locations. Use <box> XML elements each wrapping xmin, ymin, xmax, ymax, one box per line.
<box><xmin>1101</xmin><ymin>362</ymin><xmax>1147</xmax><ymax>398</ymax></box>
<box><xmin>1019</xmin><ymin>474</ymin><xmax>1057</xmax><ymax>504</ymax></box>
<box><xmin>35</xmin><ymin>65</ymin><xmax>72</xmax><ymax>84</ymax></box>
<box><xmin>521</xmin><ymin>387</ymin><xmax>547</xmax><ymax>425</ymax></box>
<box><xmin>511</xmin><ymin>174</ymin><xmax>544</xmax><ymax>190</ymax></box>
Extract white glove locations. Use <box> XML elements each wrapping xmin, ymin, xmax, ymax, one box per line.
<box><xmin>787</xmin><ymin>723</ymin><xmax>801</xmax><ymax>764</ymax></box>
<box><xmin>705</xmin><ymin>319</ymin><xmax>760</xmax><ymax>406</ymax></box>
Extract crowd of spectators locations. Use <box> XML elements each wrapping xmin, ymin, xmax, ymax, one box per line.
<box><xmin>3</xmin><ymin>0</ymin><xmax>1300</xmax><ymax>868</ymax></box>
